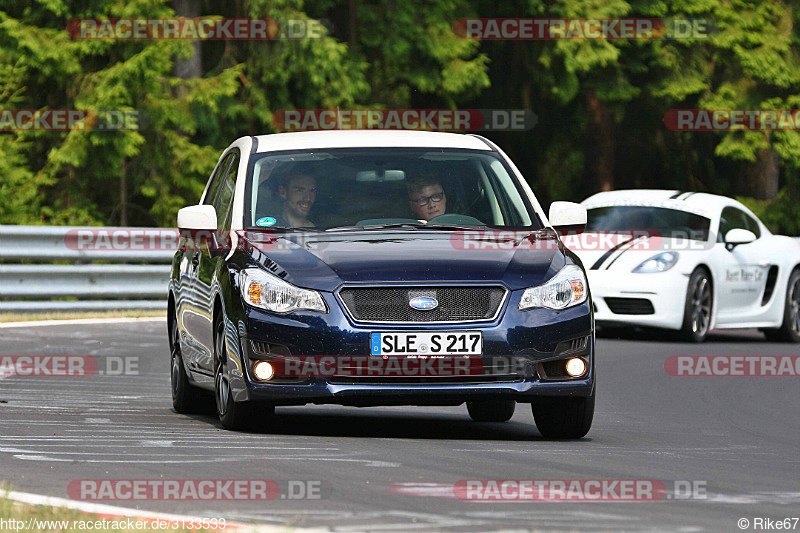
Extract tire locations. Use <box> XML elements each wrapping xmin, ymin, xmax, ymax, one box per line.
<box><xmin>214</xmin><ymin>317</ymin><xmax>265</xmax><ymax>430</ymax></box>
<box><xmin>763</xmin><ymin>269</ymin><xmax>800</xmax><ymax>343</ymax></box>
<box><xmin>170</xmin><ymin>311</ymin><xmax>206</xmax><ymax>413</ymax></box>
<box><xmin>531</xmin><ymin>392</ymin><xmax>595</xmax><ymax>439</ymax></box>
<box><xmin>467</xmin><ymin>400</ymin><xmax>515</xmax><ymax>422</ymax></box>
<box><xmin>680</xmin><ymin>268</ymin><xmax>713</xmax><ymax>343</ymax></box>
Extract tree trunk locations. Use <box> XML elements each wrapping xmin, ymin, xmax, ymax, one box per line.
<box><xmin>745</xmin><ymin>147</ymin><xmax>779</xmax><ymax>200</ymax></box>
<box><xmin>172</xmin><ymin>0</ymin><xmax>202</xmax><ymax>79</ymax></box>
<box><xmin>349</xmin><ymin>0</ymin><xmax>358</xmax><ymax>48</ymax></box>
<box><xmin>584</xmin><ymin>89</ymin><xmax>615</xmax><ymax>194</ymax></box>
<box><xmin>120</xmin><ymin>159</ymin><xmax>127</xmax><ymax>226</ymax></box>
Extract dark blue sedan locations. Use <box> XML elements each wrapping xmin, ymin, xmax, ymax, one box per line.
<box><xmin>168</xmin><ymin>130</ymin><xmax>595</xmax><ymax>437</ymax></box>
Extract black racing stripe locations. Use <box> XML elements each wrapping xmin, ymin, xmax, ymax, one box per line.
<box><xmin>604</xmin><ymin>236</ymin><xmax>649</xmax><ymax>270</ymax></box>
<box><xmin>590</xmin><ymin>237</ymin><xmax>635</xmax><ymax>270</ymax></box>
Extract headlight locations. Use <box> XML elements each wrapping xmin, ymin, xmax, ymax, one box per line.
<box><xmin>519</xmin><ymin>264</ymin><xmax>587</xmax><ymax>311</ymax></box>
<box><xmin>239</xmin><ymin>268</ymin><xmax>327</xmax><ymax>313</ymax></box>
<box><xmin>632</xmin><ymin>252</ymin><xmax>678</xmax><ymax>273</ymax></box>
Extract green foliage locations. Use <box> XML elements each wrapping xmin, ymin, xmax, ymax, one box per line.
<box><xmin>0</xmin><ymin>0</ymin><xmax>799</xmax><ymax>232</ymax></box>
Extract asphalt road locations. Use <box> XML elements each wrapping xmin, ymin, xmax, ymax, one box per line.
<box><xmin>1</xmin><ymin>319</ymin><xmax>799</xmax><ymax>532</ymax></box>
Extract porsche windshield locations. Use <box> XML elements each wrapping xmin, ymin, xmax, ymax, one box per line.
<box><xmin>586</xmin><ymin>205</ymin><xmax>711</xmax><ymax>241</ymax></box>
<box><xmin>245</xmin><ymin>149</ymin><xmax>540</xmax><ymax>230</ymax></box>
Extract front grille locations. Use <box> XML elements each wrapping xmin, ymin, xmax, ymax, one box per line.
<box><xmin>338</xmin><ymin>285</ymin><xmax>507</xmax><ymax>323</ymax></box>
<box><xmin>605</xmin><ymin>297</ymin><xmax>655</xmax><ymax>315</ymax></box>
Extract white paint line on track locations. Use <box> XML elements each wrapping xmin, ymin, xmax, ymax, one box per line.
<box><xmin>2</xmin><ymin>490</ymin><xmax>329</xmax><ymax>533</ymax></box>
<box><xmin>0</xmin><ymin>317</ymin><xmax>166</xmax><ymax>329</ymax></box>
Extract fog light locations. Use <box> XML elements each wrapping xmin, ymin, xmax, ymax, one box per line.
<box><xmin>253</xmin><ymin>361</ymin><xmax>274</xmax><ymax>381</ymax></box>
<box><xmin>565</xmin><ymin>357</ymin><xmax>586</xmax><ymax>377</ymax></box>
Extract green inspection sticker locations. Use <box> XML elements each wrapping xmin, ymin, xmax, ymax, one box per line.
<box><xmin>256</xmin><ymin>217</ymin><xmax>276</xmax><ymax>227</ymax></box>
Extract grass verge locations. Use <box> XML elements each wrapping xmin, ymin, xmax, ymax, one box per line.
<box><xmin>0</xmin><ymin>492</ymin><xmax>220</xmax><ymax>532</ymax></box>
<box><xmin>0</xmin><ymin>310</ymin><xmax>165</xmax><ymax>323</ymax></box>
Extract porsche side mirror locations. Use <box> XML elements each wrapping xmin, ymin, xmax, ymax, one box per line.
<box><xmin>724</xmin><ymin>228</ymin><xmax>756</xmax><ymax>251</ymax></box>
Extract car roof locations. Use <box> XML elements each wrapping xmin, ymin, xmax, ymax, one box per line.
<box><xmin>251</xmin><ymin>130</ymin><xmax>493</xmax><ymax>152</ymax></box>
<box><xmin>581</xmin><ymin>189</ymin><xmax>737</xmax><ymax>217</ymax></box>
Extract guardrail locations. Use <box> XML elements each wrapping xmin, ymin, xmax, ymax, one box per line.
<box><xmin>0</xmin><ymin>225</ymin><xmax>175</xmax><ymax>312</ymax></box>
<box><xmin>2</xmin><ymin>225</ymin><xmax>799</xmax><ymax>313</ymax></box>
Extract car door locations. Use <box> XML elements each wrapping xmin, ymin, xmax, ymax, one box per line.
<box><xmin>194</xmin><ymin>149</ymin><xmax>240</xmax><ymax>373</ymax></box>
<box><xmin>179</xmin><ymin>152</ymin><xmax>234</xmax><ymax>373</ymax></box>
<box><xmin>712</xmin><ymin>206</ymin><xmax>770</xmax><ymax>324</ymax></box>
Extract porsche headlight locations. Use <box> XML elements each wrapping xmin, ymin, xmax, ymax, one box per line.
<box><xmin>632</xmin><ymin>252</ymin><xmax>678</xmax><ymax>273</ymax></box>
<box><xmin>519</xmin><ymin>264</ymin><xmax>587</xmax><ymax>311</ymax></box>
<box><xmin>239</xmin><ymin>268</ymin><xmax>327</xmax><ymax>313</ymax></box>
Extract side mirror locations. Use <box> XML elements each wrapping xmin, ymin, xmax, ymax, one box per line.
<box><xmin>724</xmin><ymin>228</ymin><xmax>756</xmax><ymax>251</ymax></box>
<box><xmin>549</xmin><ymin>201</ymin><xmax>587</xmax><ymax>232</ymax></box>
<box><xmin>177</xmin><ymin>205</ymin><xmax>217</xmax><ymax>230</ymax></box>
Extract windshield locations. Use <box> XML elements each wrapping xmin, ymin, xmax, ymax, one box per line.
<box><xmin>586</xmin><ymin>206</ymin><xmax>711</xmax><ymax>241</ymax></box>
<box><xmin>244</xmin><ymin>149</ymin><xmax>540</xmax><ymax>230</ymax></box>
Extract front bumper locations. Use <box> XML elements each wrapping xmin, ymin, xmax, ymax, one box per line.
<box><xmin>228</xmin><ymin>288</ymin><xmax>595</xmax><ymax>405</ymax></box>
<box><xmin>587</xmin><ymin>269</ymin><xmax>689</xmax><ymax>330</ymax></box>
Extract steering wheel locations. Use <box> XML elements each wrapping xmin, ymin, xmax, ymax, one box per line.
<box><xmin>427</xmin><ymin>213</ymin><xmax>486</xmax><ymax>226</ymax></box>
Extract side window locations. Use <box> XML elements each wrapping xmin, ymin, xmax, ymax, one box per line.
<box><xmin>718</xmin><ymin>207</ymin><xmax>749</xmax><ymax>242</ymax></box>
<box><xmin>202</xmin><ymin>153</ymin><xmax>234</xmax><ymax>207</ymax></box>
<box><xmin>213</xmin><ymin>151</ymin><xmax>239</xmax><ymax>231</ymax></box>
<box><xmin>743</xmin><ymin>213</ymin><xmax>762</xmax><ymax>238</ymax></box>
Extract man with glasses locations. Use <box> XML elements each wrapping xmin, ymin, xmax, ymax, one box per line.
<box><xmin>407</xmin><ymin>175</ymin><xmax>447</xmax><ymax>222</ymax></box>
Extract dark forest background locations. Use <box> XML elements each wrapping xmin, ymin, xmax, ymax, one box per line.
<box><xmin>2</xmin><ymin>0</ymin><xmax>799</xmax><ymax>233</ymax></box>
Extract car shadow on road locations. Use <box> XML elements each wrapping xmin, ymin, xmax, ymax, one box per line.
<box><xmin>597</xmin><ymin>326</ymin><xmax>768</xmax><ymax>343</ymax></box>
<box><xmin>180</xmin><ymin>407</ymin><xmax>594</xmax><ymax>442</ymax></box>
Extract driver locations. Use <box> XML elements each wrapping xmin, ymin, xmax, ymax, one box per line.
<box><xmin>275</xmin><ymin>173</ymin><xmax>317</xmax><ymax>227</ymax></box>
<box><xmin>407</xmin><ymin>175</ymin><xmax>447</xmax><ymax>222</ymax></box>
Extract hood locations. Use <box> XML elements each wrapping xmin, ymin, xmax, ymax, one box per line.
<box><xmin>241</xmin><ymin>230</ymin><xmax>567</xmax><ymax>292</ymax></box>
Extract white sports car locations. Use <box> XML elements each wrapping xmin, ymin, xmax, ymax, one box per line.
<box><xmin>570</xmin><ymin>189</ymin><xmax>800</xmax><ymax>342</ymax></box>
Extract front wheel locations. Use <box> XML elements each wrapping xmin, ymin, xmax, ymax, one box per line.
<box><xmin>680</xmin><ymin>269</ymin><xmax>713</xmax><ymax>342</ymax></box>
<box><xmin>214</xmin><ymin>317</ymin><xmax>260</xmax><ymax>430</ymax></box>
<box><xmin>763</xmin><ymin>269</ymin><xmax>800</xmax><ymax>343</ymax></box>
<box><xmin>531</xmin><ymin>392</ymin><xmax>594</xmax><ymax>439</ymax></box>
<box><xmin>170</xmin><ymin>311</ymin><xmax>206</xmax><ymax>413</ymax></box>
<box><xmin>467</xmin><ymin>400</ymin><xmax>515</xmax><ymax>422</ymax></box>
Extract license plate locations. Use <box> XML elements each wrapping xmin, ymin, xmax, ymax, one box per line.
<box><xmin>370</xmin><ymin>332</ymin><xmax>483</xmax><ymax>356</ymax></box>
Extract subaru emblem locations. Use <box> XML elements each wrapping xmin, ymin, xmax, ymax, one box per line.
<box><xmin>409</xmin><ymin>296</ymin><xmax>438</xmax><ymax>311</ymax></box>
